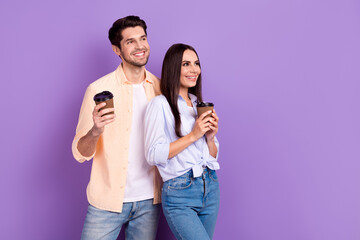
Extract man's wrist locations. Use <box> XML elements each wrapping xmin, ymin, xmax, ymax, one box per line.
<box><xmin>90</xmin><ymin>126</ymin><xmax>101</xmax><ymax>137</ymax></box>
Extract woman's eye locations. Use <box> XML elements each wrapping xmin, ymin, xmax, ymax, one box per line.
<box><xmin>183</xmin><ymin>63</ymin><xmax>189</xmax><ymax>66</ymax></box>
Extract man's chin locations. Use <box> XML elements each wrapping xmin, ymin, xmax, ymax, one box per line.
<box><xmin>125</xmin><ymin>58</ymin><xmax>149</xmax><ymax>67</ymax></box>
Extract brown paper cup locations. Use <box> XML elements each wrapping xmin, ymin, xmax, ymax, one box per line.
<box><xmin>95</xmin><ymin>98</ymin><xmax>114</xmax><ymax>116</ymax></box>
<box><xmin>197</xmin><ymin>106</ymin><xmax>214</xmax><ymax>119</ymax></box>
<box><xmin>94</xmin><ymin>91</ymin><xmax>114</xmax><ymax>116</ymax></box>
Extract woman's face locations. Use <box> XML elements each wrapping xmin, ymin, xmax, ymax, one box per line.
<box><xmin>180</xmin><ymin>49</ymin><xmax>201</xmax><ymax>90</ymax></box>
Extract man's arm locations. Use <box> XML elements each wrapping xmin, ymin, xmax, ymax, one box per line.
<box><xmin>77</xmin><ymin>102</ymin><xmax>115</xmax><ymax>157</ymax></box>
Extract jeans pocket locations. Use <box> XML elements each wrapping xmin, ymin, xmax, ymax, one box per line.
<box><xmin>167</xmin><ymin>172</ymin><xmax>193</xmax><ymax>190</ymax></box>
<box><xmin>209</xmin><ymin>170</ymin><xmax>219</xmax><ymax>182</ymax></box>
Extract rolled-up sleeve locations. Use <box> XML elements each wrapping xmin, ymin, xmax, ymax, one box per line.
<box><xmin>144</xmin><ymin>98</ymin><xmax>170</xmax><ymax>166</ymax></box>
<box><xmin>72</xmin><ymin>85</ymin><xmax>96</xmax><ymax>163</ymax></box>
<box><xmin>208</xmin><ymin>137</ymin><xmax>220</xmax><ymax>170</ymax></box>
<box><xmin>212</xmin><ymin>137</ymin><xmax>220</xmax><ymax>160</ymax></box>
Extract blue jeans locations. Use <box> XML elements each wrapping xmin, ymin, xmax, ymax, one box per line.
<box><xmin>81</xmin><ymin>199</ymin><xmax>160</xmax><ymax>240</ymax></box>
<box><xmin>162</xmin><ymin>168</ymin><xmax>220</xmax><ymax>240</ymax></box>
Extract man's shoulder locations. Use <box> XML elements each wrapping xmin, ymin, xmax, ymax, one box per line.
<box><xmin>146</xmin><ymin>70</ymin><xmax>161</xmax><ymax>93</ymax></box>
<box><xmin>88</xmin><ymin>70</ymin><xmax>117</xmax><ymax>90</ymax></box>
<box><xmin>146</xmin><ymin>70</ymin><xmax>160</xmax><ymax>82</ymax></box>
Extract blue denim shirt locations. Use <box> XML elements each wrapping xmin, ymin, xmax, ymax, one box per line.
<box><xmin>144</xmin><ymin>94</ymin><xmax>220</xmax><ymax>182</ymax></box>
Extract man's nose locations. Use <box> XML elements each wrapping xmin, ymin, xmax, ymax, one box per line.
<box><xmin>134</xmin><ymin>40</ymin><xmax>142</xmax><ymax>49</ymax></box>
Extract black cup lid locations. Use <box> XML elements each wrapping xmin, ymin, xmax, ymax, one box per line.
<box><xmin>94</xmin><ymin>91</ymin><xmax>113</xmax><ymax>102</ymax></box>
<box><xmin>196</xmin><ymin>101</ymin><xmax>214</xmax><ymax>107</ymax></box>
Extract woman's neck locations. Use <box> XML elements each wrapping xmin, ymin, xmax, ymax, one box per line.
<box><xmin>179</xmin><ymin>87</ymin><xmax>192</xmax><ymax>107</ymax></box>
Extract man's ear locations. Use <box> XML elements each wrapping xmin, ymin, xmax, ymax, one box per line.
<box><xmin>112</xmin><ymin>45</ymin><xmax>122</xmax><ymax>58</ymax></box>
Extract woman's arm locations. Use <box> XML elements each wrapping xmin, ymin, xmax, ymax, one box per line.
<box><xmin>168</xmin><ymin>110</ymin><xmax>213</xmax><ymax>158</ymax></box>
<box><xmin>145</xmin><ymin>98</ymin><xmax>214</xmax><ymax>165</ymax></box>
<box><xmin>206</xmin><ymin>139</ymin><xmax>218</xmax><ymax>158</ymax></box>
<box><xmin>145</xmin><ymin>98</ymin><xmax>171</xmax><ymax>166</ymax></box>
<box><xmin>205</xmin><ymin>110</ymin><xmax>219</xmax><ymax>158</ymax></box>
<box><xmin>168</xmin><ymin>133</ymin><xmax>196</xmax><ymax>159</ymax></box>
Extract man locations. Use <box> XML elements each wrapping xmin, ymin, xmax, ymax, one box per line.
<box><xmin>72</xmin><ymin>16</ymin><xmax>162</xmax><ymax>240</ymax></box>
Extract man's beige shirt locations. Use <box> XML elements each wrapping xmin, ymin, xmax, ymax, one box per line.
<box><xmin>72</xmin><ymin>64</ymin><xmax>162</xmax><ymax>213</ymax></box>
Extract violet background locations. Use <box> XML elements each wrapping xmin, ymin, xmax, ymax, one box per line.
<box><xmin>1</xmin><ymin>0</ymin><xmax>360</xmax><ymax>239</ymax></box>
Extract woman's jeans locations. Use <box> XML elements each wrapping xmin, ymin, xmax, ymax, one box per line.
<box><xmin>162</xmin><ymin>168</ymin><xmax>220</xmax><ymax>240</ymax></box>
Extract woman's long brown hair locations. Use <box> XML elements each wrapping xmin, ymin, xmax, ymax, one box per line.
<box><xmin>160</xmin><ymin>43</ymin><xmax>203</xmax><ymax>138</ymax></box>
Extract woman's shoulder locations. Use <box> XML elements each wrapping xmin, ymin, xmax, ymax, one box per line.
<box><xmin>149</xmin><ymin>95</ymin><xmax>168</xmax><ymax>106</ymax></box>
<box><xmin>147</xmin><ymin>95</ymin><xmax>170</xmax><ymax>111</ymax></box>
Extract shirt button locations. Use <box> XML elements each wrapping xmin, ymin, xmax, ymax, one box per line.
<box><xmin>122</xmin><ymin>167</ymin><xmax>126</xmax><ymax>170</ymax></box>
<box><xmin>128</xmin><ymin>109</ymin><xmax>131</xmax><ymax>113</ymax></box>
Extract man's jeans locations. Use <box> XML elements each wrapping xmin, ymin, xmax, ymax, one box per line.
<box><xmin>162</xmin><ymin>168</ymin><xmax>220</xmax><ymax>240</ymax></box>
<box><xmin>81</xmin><ymin>199</ymin><xmax>160</xmax><ymax>240</ymax></box>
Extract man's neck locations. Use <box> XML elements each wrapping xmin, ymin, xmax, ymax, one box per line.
<box><xmin>122</xmin><ymin>62</ymin><xmax>146</xmax><ymax>84</ymax></box>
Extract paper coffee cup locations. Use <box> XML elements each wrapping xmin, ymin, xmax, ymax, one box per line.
<box><xmin>196</xmin><ymin>102</ymin><xmax>214</xmax><ymax>118</ymax></box>
<box><xmin>94</xmin><ymin>91</ymin><xmax>114</xmax><ymax>116</ymax></box>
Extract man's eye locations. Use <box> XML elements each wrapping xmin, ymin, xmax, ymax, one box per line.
<box><xmin>127</xmin><ymin>41</ymin><xmax>132</xmax><ymax>44</ymax></box>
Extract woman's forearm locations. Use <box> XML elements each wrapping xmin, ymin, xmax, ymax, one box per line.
<box><xmin>168</xmin><ymin>133</ymin><xmax>197</xmax><ymax>159</ymax></box>
<box><xmin>207</xmin><ymin>138</ymin><xmax>218</xmax><ymax>158</ymax></box>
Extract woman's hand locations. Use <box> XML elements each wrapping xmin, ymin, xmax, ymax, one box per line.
<box><xmin>190</xmin><ymin>110</ymin><xmax>212</xmax><ymax>141</ymax></box>
<box><xmin>205</xmin><ymin>109</ymin><xmax>219</xmax><ymax>141</ymax></box>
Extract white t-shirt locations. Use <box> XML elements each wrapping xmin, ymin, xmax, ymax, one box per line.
<box><xmin>123</xmin><ymin>83</ymin><xmax>155</xmax><ymax>202</ymax></box>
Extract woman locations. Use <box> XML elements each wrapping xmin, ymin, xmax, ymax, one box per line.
<box><xmin>144</xmin><ymin>43</ymin><xmax>220</xmax><ymax>240</ymax></box>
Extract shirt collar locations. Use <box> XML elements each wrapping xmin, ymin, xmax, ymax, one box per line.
<box><xmin>115</xmin><ymin>63</ymin><xmax>154</xmax><ymax>85</ymax></box>
<box><xmin>189</xmin><ymin>93</ymin><xmax>197</xmax><ymax>104</ymax></box>
<box><xmin>178</xmin><ymin>93</ymin><xmax>198</xmax><ymax>104</ymax></box>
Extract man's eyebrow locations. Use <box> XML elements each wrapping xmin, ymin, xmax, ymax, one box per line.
<box><xmin>124</xmin><ymin>35</ymin><xmax>147</xmax><ymax>42</ymax></box>
<box><xmin>125</xmin><ymin>37</ymin><xmax>134</xmax><ymax>42</ymax></box>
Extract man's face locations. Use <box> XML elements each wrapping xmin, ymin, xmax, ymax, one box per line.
<box><xmin>117</xmin><ymin>26</ymin><xmax>150</xmax><ymax>67</ymax></box>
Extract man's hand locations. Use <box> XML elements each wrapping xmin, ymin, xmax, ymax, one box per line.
<box><xmin>91</xmin><ymin>102</ymin><xmax>116</xmax><ymax>137</ymax></box>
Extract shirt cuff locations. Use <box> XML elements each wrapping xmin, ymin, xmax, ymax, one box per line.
<box><xmin>207</xmin><ymin>155</ymin><xmax>220</xmax><ymax>170</ymax></box>
<box><xmin>153</xmin><ymin>143</ymin><xmax>170</xmax><ymax>166</ymax></box>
